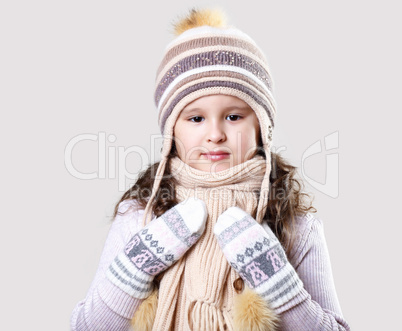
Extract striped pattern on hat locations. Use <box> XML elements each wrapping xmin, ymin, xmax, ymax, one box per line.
<box><xmin>142</xmin><ymin>9</ymin><xmax>276</xmax><ymax>230</ymax></box>
<box><xmin>154</xmin><ymin>25</ymin><xmax>277</xmax><ymax>139</ymax></box>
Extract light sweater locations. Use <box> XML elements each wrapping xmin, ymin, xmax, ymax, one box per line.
<box><xmin>70</xmin><ymin>199</ymin><xmax>350</xmax><ymax>330</ymax></box>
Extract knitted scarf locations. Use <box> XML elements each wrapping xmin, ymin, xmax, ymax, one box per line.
<box><xmin>150</xmin><ymin>154</ymin><xmax>267</xmax><ymax>330</ymax></box>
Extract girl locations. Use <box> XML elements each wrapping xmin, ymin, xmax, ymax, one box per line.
<box><xmin>71</xmin><ymin>8</ymin><xmax>350</xmax><ymax>331</ymax></box>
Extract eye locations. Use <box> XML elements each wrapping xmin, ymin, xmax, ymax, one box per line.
<box><xmin>226</xmin><ymin>114</ymin><xmax>242</xmax><ymax>121</ymax></box>
<box><xmin>189</xmin><ymin>116</ymin><xmax>204</xmax><ymax>123</ymax></box>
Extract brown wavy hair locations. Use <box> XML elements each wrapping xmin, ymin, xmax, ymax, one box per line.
<box><xmin>112</xmin><ymin>146</ymin><xmax>316</xmax><ymax>256</ymax></box>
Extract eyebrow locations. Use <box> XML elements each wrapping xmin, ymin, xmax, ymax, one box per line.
<box><xmin>182</xmin><ymin>106</ymin><xmax>252</xmax><ymax>114</ymax></box>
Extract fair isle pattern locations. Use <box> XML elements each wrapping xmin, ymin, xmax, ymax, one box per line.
<box><xmin>125</xmin><ymin>233</ymin><xmax>169</xmax><ymax>275</ymax></box>
<box><xmin>215</xmin><ymin>208</ymin><xmax>304</xmax><ymax>310</ymax></box>
<box><xmin>233</xmin><ymin>242</ymin><xmax>287</xmax><ymax>287</ymax></box>
<box><xmin>160</xmin><ymin>206</ymin><xmax>201</xmax><ymax>247</ymax></box>
<box><xmin>216</xmin><ymin>214</ymin><xmax>254</xmax><ymax>249</ymax></box>
<box><xmin>106</xmin><ymin>202</ymin><xmax>203</xmax><ymax>299</ymax></box>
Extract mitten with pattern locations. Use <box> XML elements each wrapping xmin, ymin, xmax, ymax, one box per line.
<box><xmin>214</xmin><ymin>207</ymin><xmax>303</xmax><ymax>310</ymax></box>
<box><xmin>107</xmin><ymin>197</ymin><xmax>207</xmax><ymax>299</ymax></box>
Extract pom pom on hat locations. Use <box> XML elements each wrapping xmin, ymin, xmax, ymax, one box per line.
<box><xmin>143</xmin><ymin>7</ymin><xmax>276</xmax><ymax>226</ymax></box>
<box><xmin>172</xmin><ymin>8</ymin><xmax>228</xmax><ymax>36</ymax></box>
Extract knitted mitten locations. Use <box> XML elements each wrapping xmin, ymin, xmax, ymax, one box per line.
<box><xmin>214</xmin><ymin>207</ymin><xmax>303</xmax><ymax>310</ymax></box>
<box><xmin>107</xmin><ymin>197</ymin><xmax>207</xmax><ymax>299</ymax></box>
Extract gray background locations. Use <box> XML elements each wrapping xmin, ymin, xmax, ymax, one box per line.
<box><xmin>1</xmin><ymin>0</ymin><xmax>400</xmax><ymax>330</ymax></box>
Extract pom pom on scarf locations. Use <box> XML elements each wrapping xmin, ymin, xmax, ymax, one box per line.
<box><xmin>172</xmin><ymin>7</ymin><xmax>227</xmax><ymax>36</ymax></box>
<box><xmin>131</xmin><ymin>289</ymin><xmax>158</xmax><ymax>331</ymax></box>
<box><xmin>233</xmin><ymin>285</ymin><xmax>279</xmax><ymax>331</ymax></box>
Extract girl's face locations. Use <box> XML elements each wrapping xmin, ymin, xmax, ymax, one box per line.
<box><xmin>173</xmin><ymin>94</ymin><xmax>260</xmax><ymax>172</ymax></box>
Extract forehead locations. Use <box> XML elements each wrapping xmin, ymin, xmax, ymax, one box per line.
<box><xmin>181</xmin><ymin>94</ymin><xmax>253</xmax><ymax>113</ymax></box>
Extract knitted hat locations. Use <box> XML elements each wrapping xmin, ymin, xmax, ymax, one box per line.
<box><xmin>142</xmin><ymin>7</ymin><xmax>276</xmax><ymax>225</ymax></box>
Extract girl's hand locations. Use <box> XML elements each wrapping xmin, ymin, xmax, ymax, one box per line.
<box><xmin>107</xmin><ymin>197</ymin><xmax>207</xmax><ymax>299</ymax></box>
<box><xmin>214</xmin><ymin>207</ymin><xmax>303</xmax><ymax>310</ymax></box>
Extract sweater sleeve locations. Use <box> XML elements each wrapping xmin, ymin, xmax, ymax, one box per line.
<box><xmin>70</xmin><ymin>200</ymin><xmax>148</xmax><ymax>331</ymax></box>
<box><xmin>277</xmin><ymin>214</ymin><xmax>351</xmax><ymax>330</ymax></box>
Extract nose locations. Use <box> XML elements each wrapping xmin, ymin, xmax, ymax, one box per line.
<box><xmin>207</xmin><ymin>121</ymin><xmax>226</xmax><ymax>143</ymax></box>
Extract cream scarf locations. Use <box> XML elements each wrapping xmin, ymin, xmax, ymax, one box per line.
<box><xmin>149</xmin><ymin>155</ymin><xmax>267</xmax><ymax>330</ymax></box>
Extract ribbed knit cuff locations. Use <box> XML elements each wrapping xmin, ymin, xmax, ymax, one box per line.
<box><xmin>273</xmin><ymin>286</ymin><xmax>310</xmax><ymax>314</ymax></box>
<box><xmin>106</xmin><ymin>252</ymin><xmax>154</xmax><ymax>299</ymax></box>
<box><xmin>258</xmin><ymin>266</ymin><xmax>304</xmax><ymax>310</ymax></box>
<box><xmin>98</xmin><ymin>278</ymin><xmax>144</xmax><ymax>319</ymax></box>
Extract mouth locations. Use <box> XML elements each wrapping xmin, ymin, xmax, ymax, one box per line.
<box><xmin>201</xmin><ymin>151</ymin><xmax>231</xmax><ymax>161</ymax></box>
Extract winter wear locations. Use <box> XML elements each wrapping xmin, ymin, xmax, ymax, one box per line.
<box><xmin>214</xmin><ymin>207</ymin><xmax>303</xmax><ymax>311</ymax></box>
<box><xmin>70</xmin><ymin>7</ymin><xmax>350</xmax><ymax>331</ymax></box>
<box><xmin>134</xmin><ymin>10</ymin><xmax>281</xmax><ymax>328</ymax></box>
<box><xmin>143</xmin><ymin>8</ymin><xmax>275</xmax><ymax>228</ymax></box>
<box><xmin>151</xmin><ymin>155</ymin><xmax>273</xmax><ymax>330</ymax></box>
<box><xmin>106</xmin><ymin>198</ymin><xmax>207</xmax><ymax>299</ymax></box>
<box><xmin>133</xmin><ymin>9</ymin><xmax>283</xmax><ymax>328</ymax></box>
<box><xmin>70</xmin><ymin>198</ymin><xmax>350</xmax><ymax>330</ymax></box>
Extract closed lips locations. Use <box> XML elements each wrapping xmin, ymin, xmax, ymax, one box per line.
<box><xmin>202</xmin><ymin>152</ymin><xmax>230</xmax><ymax>161</ymax></box>
<box><xmin>203</xmin><ymin>151</ymin><xmax>230</xmax><ymax>156</ymax></box>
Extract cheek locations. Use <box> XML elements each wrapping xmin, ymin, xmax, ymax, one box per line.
<box><xmin>240</xmin><ymin>129</ymin><xmax>259</xmax><ymax>159</ymax></box>
<box><xmin>173</xmin><ymin>124</ymin><xmax>186</xmax><ymax>150</ymax></box>
<box><xmin>174</xmin><ymin>130</ymin><xmax>199</xmax><ymax>155</ymax></box>
<box><xmin>242</xmin><ymin>137</ymin><xmax>257</xmax><ymax>153</ymax></box>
